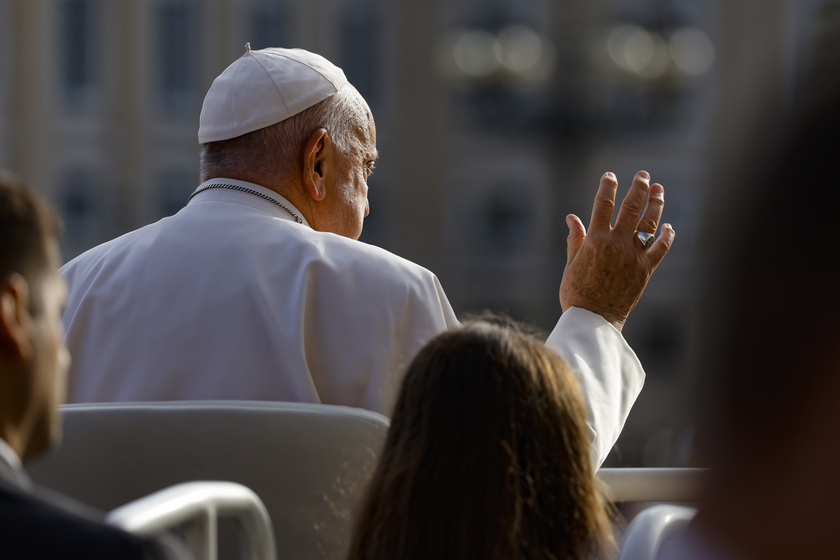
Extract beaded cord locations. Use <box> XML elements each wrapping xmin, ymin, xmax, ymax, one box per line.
<box><xmin>189</xmin><ymin>183</ymin><xmax>304</xmax><ymax>224</ymax></box>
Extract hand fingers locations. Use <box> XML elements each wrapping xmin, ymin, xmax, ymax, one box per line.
<box><xmin>646</xmin><ymin>223</ymin><xmax>675</xmax><ymax>267</ymax></box>
<box><xmin>613</xmin><ymin>171</ymin><xmax>651</xmax><ymax>235</ymax></box>
<box><xmin>634</xmin><ymin>183</ymin><xmax>665</xmax><ymax>234</ymax></box>
<box><xmin>588</xmin><ymin>172</ymin><xmax>618</xmax><ymax>234</ymax></box>
<box><xmin>565</xmin><ymin>214</ymin><xmax>586</xmax><ymax>268</ymax></box>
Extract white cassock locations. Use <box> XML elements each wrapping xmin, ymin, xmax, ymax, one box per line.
<box><xmin>61</xmin><ymin>178</ymin><xmax>645</xmax><ymax>468</ymax></box>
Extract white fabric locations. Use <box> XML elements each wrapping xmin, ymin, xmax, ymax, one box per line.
<box><xmin>198</xmin><ymin>48</ymin><xmax>348</xmax><ymax>143</ymax></box>
<box><xmin>546</xmin><ymin>307</ymin><xmax>646</xmax><ymax>469</ymax></box>
<box><xmin>60</xmin><ymin>178</ymin><xmax>645</xmax><ymax>468</ymax></box>
<box><xmin>0</xmin><ymin>438</ymin><xmax>22</xmax><ymax>472</ymax></box>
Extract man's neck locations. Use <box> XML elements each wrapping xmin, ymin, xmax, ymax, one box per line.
<box><xmin>204</xmin><ymin>174</ymin><xmax>315</xmax><ymax>227</ymax></box>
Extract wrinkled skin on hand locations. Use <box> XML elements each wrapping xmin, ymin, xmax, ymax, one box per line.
<box><xmin>559</xmin><ymin>171</ymin><xmax>675</xmax><ymax>332</ymax></box>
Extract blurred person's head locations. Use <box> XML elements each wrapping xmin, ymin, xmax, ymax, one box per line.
<box><xmin>0</xmin><ymin>172</ymin><xmax>69</xmax><ymax>461</ymax></box>
<box><xmin>198</xmin><ymin>47</ymin><xmax>377</xmax><ymax>240</ymax></box>
<box><xmin>347</xmin><ymin>316</ymin><xmax>616</xmax><ymax>560</ymax></box>
<box><xmin>690</xmin><ymin>47</ymin><xmax>840</xmax><ymax>560</ymax></box>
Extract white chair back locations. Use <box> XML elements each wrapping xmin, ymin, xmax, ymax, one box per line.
<box><xmin>28</xmin><ymin>401</ymin><xmax>389</xmax><ymax>560</ymax></box>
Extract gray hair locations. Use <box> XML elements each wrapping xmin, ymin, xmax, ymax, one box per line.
<box><xmin>199</xmin><ymin>83</ymin><xmax>369</xmax><ymax>182</ymax></box>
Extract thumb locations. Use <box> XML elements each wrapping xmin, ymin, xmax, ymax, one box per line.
<box><xmin>565</xmin><ymin>214</ymin><xmax>586</xmax><ymax>263</ymax></box>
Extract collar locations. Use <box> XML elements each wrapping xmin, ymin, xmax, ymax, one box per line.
<box><xmin>0</xmin><ymin>437</ymin><xmax>22</xmax><ymax>472</ymax></box>
<box><xmin>189</xmin><ymin>178</ymin><xmax>311</xmax><ymax>227</ymax></box>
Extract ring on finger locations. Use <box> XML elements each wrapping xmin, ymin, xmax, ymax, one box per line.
<box><xmin>636</xmin><ymin>231</ymin><xmax>655</xmax><ymax>249</ymax></box>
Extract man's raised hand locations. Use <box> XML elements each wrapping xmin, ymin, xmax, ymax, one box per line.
<box><xmin>559</xmin><ymin>171</ymin><xmax>675</xmax><ymax>332</ymax></box>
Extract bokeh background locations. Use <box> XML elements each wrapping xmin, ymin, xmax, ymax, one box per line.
<box><xmin>1</xmin><ymin>0</ymin><xmax>834</xmax><ymax>467</ymax></box>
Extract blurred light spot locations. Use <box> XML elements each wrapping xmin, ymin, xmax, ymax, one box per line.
<box><xmin>607</xmin><ymin>24</ymin><xmax>671</xmax><ymax>79</ymax></box>
<box><xmin>452</xmin><ymin>30</ymin><xmax>502</xmax><ymax>78</ymax></box>
<box><xmin>608</xmin><ymin>24</ymin><xmax>652</xmax><ymax>72</ymax></box>
<box><xmin>498</xmin><ymin>25</ymin><xmax>543</xmax><ymax>74</ymax></box>
<box><xmin>670</xmin><ymin>28</ymin><xmax>715</xmax><ymax>76</ymax></box>
<box><xmin>639</xmin><ymin>32</ymin><xmax>671</xmax><ymax>79</ymax></box>
<box><xmin>519</xmin><ymin>39</ymin><xmax>556</xmax><ymax>84</ymax></box>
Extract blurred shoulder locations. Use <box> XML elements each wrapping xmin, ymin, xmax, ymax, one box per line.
<box><xmin>0</xmin><ymin>483</ymin><xmax>181</xmax><ymax>560</ymax></box>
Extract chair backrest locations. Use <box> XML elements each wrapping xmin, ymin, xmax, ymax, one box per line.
<box><xmin>618</xmin><ymin>504</ymin><xmax>697</xmax><ymax>560</ymax></box>
<box><xmin>27</xmin><ymin>401</ymin><xmax>390</xmax><ymax>560</ymax></box>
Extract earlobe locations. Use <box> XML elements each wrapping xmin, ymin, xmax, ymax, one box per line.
<box><xmin>302</xmin><ymin>128</ymin><xmax>329</xmax><ymax>202</ymax></box>
<box><xmin>0</xmin><ymin>275</ymin><xmax>32</xmax><ymax>361</ymax></box>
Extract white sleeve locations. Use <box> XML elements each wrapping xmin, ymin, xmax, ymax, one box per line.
<box><xmin>545</xmin><ymin>307</ymin><xmax>646</xmax><ymax>470</ymax></box>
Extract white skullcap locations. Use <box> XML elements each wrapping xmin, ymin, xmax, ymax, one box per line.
<box><xmin>198</xmin><ymin>46</ymin><xmax>348</xmax><ymax>143</ymax></box>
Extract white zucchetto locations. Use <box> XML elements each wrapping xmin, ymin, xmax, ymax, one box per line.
<box><xmin>198</xmin><ymin>46</ymin><xmax>348</xmax><ymax>143</ymax></box>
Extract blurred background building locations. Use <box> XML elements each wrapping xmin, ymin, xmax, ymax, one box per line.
<box><xmin>0</xmin><ymin>0</ymin><xmax>836</xmax><ymax>466</ymax></box>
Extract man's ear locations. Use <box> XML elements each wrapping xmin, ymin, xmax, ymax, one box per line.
<box><xmin>0</xmin><ymin>275</ymin><xmax>32</xmax><ymax>362</ymax></box>
<box><xmin>302</xmin><ymin>128</ymin><xmax>330</xmax><ymax>202</ymax></box>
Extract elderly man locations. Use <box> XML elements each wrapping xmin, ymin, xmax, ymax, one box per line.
<box><xmin>0</xmin><ymin>174</ymin><xmax>186</xmax><ymax>559</ymax></box>
<box><xmin>61</xmin><ymin>47</ymin><xmax>674</xmax><ymax>468</ymax></box>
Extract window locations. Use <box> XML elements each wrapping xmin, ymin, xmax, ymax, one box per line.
<box><xmin>157</xmin><ymin>169</ymin><xmax>196</xmax><ymax>218</ymax></box>
<box><xmin>468</xmin><ymin>186</ymin><xmax>532</xmax><ymax>253</ymax></box>
<box><xmin>61</xmin><ymin>0</ymin><xmax>99</xmax><ymax>105</ymax></box>
<box><xmin>158</xmin><ymin>0</ymin><xmax>196</xmax><ymax>111</ymax></box>
<box><xmin>59</xmin><ymin>169</ymin><xmax>111</xmax><ymax>258</ymax></box>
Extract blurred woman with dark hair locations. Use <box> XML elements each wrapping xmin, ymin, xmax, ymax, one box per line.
<box><xmin>346</xmin><ymin>318</ymin><xmax>616</xmax><ymax>560</ymax></box>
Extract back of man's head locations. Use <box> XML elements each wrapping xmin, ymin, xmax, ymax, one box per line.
<box><xmin>197</xmin><ymin>46</ymin><xmax>368</xmax><ymax>185</ymax></box>
<box><xmin>198</xmin><ymin>47</ymin><xmax>348</xmax><ymax>143</ymax></box>
<box><xmin>199</xmin><ymin>83</ymin><xmax>369</xmax><ymax>183</ymax></box>
<box><xmin>0</xmin><ymin>172</ymin><xmax>65</xmax><ymax>462</ymax></box>
<box><xmin>0</xmin><ymin>171</ymin><xmax>59</xmax><ymax>295</ymax></box>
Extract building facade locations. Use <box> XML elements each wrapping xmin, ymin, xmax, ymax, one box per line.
<box><xmin>1</xmin><ymin>0</ymin><xmax>835</xmax><ymax>466</ymax></box>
